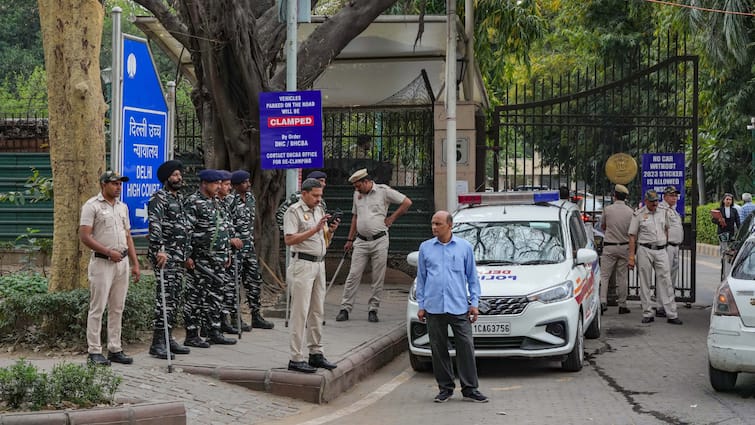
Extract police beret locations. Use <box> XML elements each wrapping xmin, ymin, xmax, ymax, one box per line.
<box><xmin>664</xmin><ymin>186</ymin><xmax>680</xmax><ymax>195</ymax></box>
<box><xmin>348</xmin><ymin>168</ymin><xmax>369</xmax><ymax>183</ymax></box>
<box><xmin>198</xmin><ymin>169</ymin><xmax>223</xmax><ymax>182</ymax></box>
<box><xmin>644</xmin><ymin>189</ymin><xmax>659</xmax><ymax>202</ymax></box>
<box><xmin>231</xmin><ymin>170</ymin><xmax>250</xmax><ymax>185</ymax></box>
<box><xmin>614</xmin><ymin>184</ymin><xmax>629</xmax><ymax>195</ymax></box>
<box><xmin>306</xmin><ymin>170</ymin><xmax>327</xmax><ymax>180</ymax></box>
<box><xmin>156</xmin><ymin>160</ymin><xmax>183</xmax><ymax>183</ymax></box>
<box><xmin>217</xmin><ymin>170</ymin><xmax>232</xmax><ymax>181</ymax></box>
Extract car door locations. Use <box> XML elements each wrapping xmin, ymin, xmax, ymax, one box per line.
<box><xmin>568</xmin><ymin>211</ymin><xmax>597</xmax><ymax>320</ymax></box>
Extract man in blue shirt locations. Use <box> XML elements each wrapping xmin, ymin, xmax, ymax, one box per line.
<box><xmin>416</xmin><ymin>210</ymin><xmax>488</xmax><ymax>403</ymax></box>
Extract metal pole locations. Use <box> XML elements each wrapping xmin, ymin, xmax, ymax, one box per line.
<box><xmin>159</xmin><ymin>266</ymin><xmax>173</xmax><ymax>373</ymax></box>
<box><xmin>283</xmin><ymin>0</ymin><xmax>299</xmax><ymax>324</ymax></box>
<box><xmin>748</xmin><ymin>117</ymin><xmax>755</xmax><ymax>191</ymax></box>
<box><xmin>110</xmin><ymin>7</ymin><xmax>123</xmax><ymax>172</ymax></box>
<box><xmin>166</xmin><ymin>81</ymin><xmax>176</xmax><ymax>160</ymax></box>
<box><xmin>235</xmin><ymin>253</ymin><xmax>242</xmax><ymax>339</ymax></box>
<box><xmin>446</xmin><ymin>0</ymin><xmax>458</xmax><ymax>211</ymax></box>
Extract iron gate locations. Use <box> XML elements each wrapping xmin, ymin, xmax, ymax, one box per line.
<box><xmin>489</xmin><ymin>34</ymin><xmax>699</xmax><ymax>303</ymax></box>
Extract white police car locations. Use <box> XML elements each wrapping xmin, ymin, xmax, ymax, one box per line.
<box><xmin>708</xmin><ymin>233</ymin><xmax>755</xmax><ymax>392</ymax></box>
<box><xmin>406</xmin><ymin>191</ymin><xmax>601</xmax><ymax>372</ymax></box>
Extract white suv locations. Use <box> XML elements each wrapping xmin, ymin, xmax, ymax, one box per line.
<box><xmin>406</xmin><ymin>191</ymin><xmax>601</xmax><ymax>372</ymax></box>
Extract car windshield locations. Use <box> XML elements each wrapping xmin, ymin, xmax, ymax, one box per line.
<box><xmin>454</xmin><ymin>221</ymin><xmax>565</xmax><ymax>264</ymax></box>
<box><xmin>731</xmin><ymin>240</ymin><xmax>755</xmax><ymax>280</ymax></box>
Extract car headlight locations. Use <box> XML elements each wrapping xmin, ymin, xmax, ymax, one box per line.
<box><xmin>527</xmin><ymin>280</ymin><xmax>574</xmax><ymax>304</ymax></box>
<box><xmin>409</xmin><ymin>281</ymin><xmax>417</xmax><ymax>302</ymax></box>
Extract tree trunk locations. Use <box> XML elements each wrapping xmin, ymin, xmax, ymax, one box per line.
<box><xmin>38</xmin><ymin>0</ymin><xmax>106</xmax><ymax>291</ymax></box>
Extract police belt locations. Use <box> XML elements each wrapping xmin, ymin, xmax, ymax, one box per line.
<box><xmin>94</xmin><ymin>250</ymin><xmax>128</xmax><ymax>260</ymax></box>
<box><xmin>667</xmin><ymin>242</ymin><xmax>680</xmax><ymax>247</ymax></box>
<box><xmin>639</xmin><ymin>243</ymin><xmax>667</xmax><ymax>250</ymax></box>
<box><xmin>603</xmin><ymin>242</ymin><xmax>628</xmax><ymax>246</ymax></box>
<box><xmin>357</xmin><ymin>230</ymin><xmax>387</xmax><ymax>241</ymax></box>
<box><xmin>292</xmin><ymin>252</ymin><xmax>325</xmax><ymax>262</ymax></box>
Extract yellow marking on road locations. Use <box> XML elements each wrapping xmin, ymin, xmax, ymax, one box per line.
<box><xmin>297</xmin><ymin>368</ymin><xmax>415</xmax><ymax>425</ymax></box>
<box><xmin>490</xmin><ymin>385</ymin><xmax>523</xmax><ymax>391</ymax></box>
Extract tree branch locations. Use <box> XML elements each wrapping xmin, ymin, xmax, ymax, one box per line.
<box><xmin>133</xmin><ymin>0</ymin><xmax>191</xmax><ymax>48</ymax></box>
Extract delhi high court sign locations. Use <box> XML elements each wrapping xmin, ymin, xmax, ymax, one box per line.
<box><xmin>259</xmin><ymin>91</ymin><xmax>323</xmax><ymax>169</ymax></box>
<box><xmin>119</xmin><ymin>36</ymin><xmax>168</xmax><ymax>236</ymax></box>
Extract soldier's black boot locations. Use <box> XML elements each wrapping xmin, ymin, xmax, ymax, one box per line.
<box><xmin>231</xmin><ymin>314</ymin><xmax>252</xmax><ymax>332</ymax></box>
<box><xmin>252</xmin><ymin>310</ymin><xmax>274</xmax><ymax>329</ymax></box>
<box><xmin>149</xmin><ymin>330</ymin><xmax>175</xmax><ymax>360</ymax></box>
<box><xmin>168</xmin><ymin>329</ymin><xmax>191</xmax><ymax>355</ymax></box>
<box><xmin>221</xmin><ymin>315</ymin><xmax>240</xmax><ymax>334</ymax></box>
<box><xmin>184</xmin><ymin>328</ymin><xmax>210</xmax><ymax>348</ymax></box>
<box><xmin>208</xmin><ymin>329</ymin><xmax>237</xmax><ymax>345</ymax></box>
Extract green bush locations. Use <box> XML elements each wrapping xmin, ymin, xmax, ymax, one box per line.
<box><xmin>697</xmin><ymin>202</ymin><xmax>721</xmax><ymax>245</ymax></box>
<box><xmin>0</xmin><ymin>273</ymin><xmax>156</xmax><ymax>349</ymax></box>
<box><xmin>0</xmin><ymin>359</ymin><xmax>121</xmax><ymax>411</ymax></box>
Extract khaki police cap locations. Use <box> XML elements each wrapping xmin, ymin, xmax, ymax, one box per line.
<box><xmin>614</xmin><ymin>184</ymin><xmax>629</xmax><ymax>195</ymax></box>
<box><xmin>348</xmin><ymin>168</ymin><xmax>369</xmax><ymax>183</ymax></box>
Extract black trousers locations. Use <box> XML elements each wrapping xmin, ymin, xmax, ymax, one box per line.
<box><xmin>426</xmin><ymin>312</ymin><xmax>479</xmax><ymax>394</ymax></box>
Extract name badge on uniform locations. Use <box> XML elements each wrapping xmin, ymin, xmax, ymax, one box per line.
<box><xmin>303</xmin><ymin>213</ymin><xmax>310</xmax><ymax>221</ymax></box>
<box><xmin>643</xmin><ymin>213</ymin><xmax>648</xmax><ymax>220</ymax></box>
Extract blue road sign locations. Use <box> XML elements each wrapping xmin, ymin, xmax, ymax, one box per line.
<box><xmin>641</xmin><ymin>153</ymin><xmax>685</xmax><ymax>217</ymax></box>
<box><xmin>259</xmin><ymin>91</ymin><xmax>323</xmax><ymax>169</ymax></box>
<box><xmin>119</xmin><ymin>36</ymin><xmax>168</xmax><ymax>236</ymax></box>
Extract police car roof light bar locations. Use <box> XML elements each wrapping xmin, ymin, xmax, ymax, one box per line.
<box><xmin>458</xmin><ymin>190</ymin><xmax>560</xmax><ymax>206</ymax></box>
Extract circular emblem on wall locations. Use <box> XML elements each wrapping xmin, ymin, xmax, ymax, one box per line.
<box><xmin>605</xmin><ymin>153</ymin><xmax>638</xmax><ymax>184</ymax></box>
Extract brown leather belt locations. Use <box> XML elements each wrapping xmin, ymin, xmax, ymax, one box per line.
<box><xmin>357</xmin><ymin>231</ymin><xmax>387</xmax><ymax>241</ymax></box>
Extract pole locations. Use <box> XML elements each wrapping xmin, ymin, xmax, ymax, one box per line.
<box><xmin>446</xmin><ymin>0</ymin><xmax>458</xmax><ymax>211</ymax></box>
<box><xmin>235</xmin><ymin>253</ymin><xmax>242</xmax><ymax>339</ymax></box>
<box><xmin>110</xmin><ymin>7</ymin><xmax>123</xmax><ymax>172</ymax></box>
<box><xmin>283</xmin><ymin>0</ymin><xmax>299</xmax><ymax>326</ymax></box>
<box><xmin>159</xmin><ymin>266</ymin><xmax>173</xmax><ymax>373</ymax></box>
<box><xmin>166</xmin><ymin>81</ymin><xmax>176</xmax><ymax>160</ymax></box>
<box><xmin>748</xmin><ymin>117</ymin><xmax>755</xmax><ymax>190</ymax></box>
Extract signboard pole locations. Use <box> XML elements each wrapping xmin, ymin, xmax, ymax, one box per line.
<box><xmin>285</xmin><ymin>0</ymin><xmax>299</xmax><ymax>198</ymax></box>
<box><xmin>167</xmin><ymin>81</ymin><xmax>176</xmax><ymax>160</ymax></box>
<box><xmin>110</xmin><ymin>7</ymin><xmax>123</xmax><ymax>172</ymax></box>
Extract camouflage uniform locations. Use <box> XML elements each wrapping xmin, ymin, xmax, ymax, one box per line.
<box><xmin>229</xmin><ymin>191</ymin><xmax>270</xmax><ymax>322</ymax></box>
<box><xmin>184</xmin><ymin>190</ymin><xmax>231</xmax><ymax>338</ymax></box>
<box><xmin>148</xmin><ymin>188</ymin><xmax>188</xmax><ymax>330</ymax></box>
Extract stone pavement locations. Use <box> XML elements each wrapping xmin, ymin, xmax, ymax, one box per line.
<box><xmin>0</xmin><ymin>269</ymin><xmax>414</xmax><ymax>425</ymax></box>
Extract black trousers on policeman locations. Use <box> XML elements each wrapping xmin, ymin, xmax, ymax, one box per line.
<box><xmin>426</xmin><ymin>312</ymin><xmax>479</xmax><ymax>394</ymax></box>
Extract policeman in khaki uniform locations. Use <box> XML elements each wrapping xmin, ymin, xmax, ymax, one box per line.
<box><xmin>599</xmin><ymin>184</ymin><xmax>633</xmax><ymax>315</ymax></box>
<box><xmin>284</xmin><ymin>178</ymin><xmax>340</xmax><ymax>373</ymax></box>
<box><xmin>628</xmin><ymin>189</ymin><xmax>682</xmax><ymax>325</ymax></box>
<box><xmin>79</xmin><ymin>171</ymin><xmax>141</xmax><ymax>366</ymax></box>
<box><xmin>336</xmin><ymin>168</ymin><xmax>412</xmax><ymax>323</ymax></box>
<box><xmin>657</xmin><ymin>185</ymin><xmax>684</xmax><ymax>318</ymax></box>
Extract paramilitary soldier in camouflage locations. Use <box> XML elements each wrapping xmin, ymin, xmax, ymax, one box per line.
<box><xmin>276</xmin><ymin>171</ymin><xmax>328</xmax><ymax>230</ymax></box>
<box><xmin>147</xmin><ymin>160</ymin><xmax>192</xmax><ymax>359</ymax></box>
<box><xmin>183</xmin><ymin>169</ymin><xmax>237</xmax><ymax>347</ymax></box>
<box><xmin>230</xmin><ymin>170</ymin><xmax>275</xmax><ymax>329</ymax></box>
<box><xmin>216</xmin><ymin>170</ymin><xmax>242</xmax><ymax>334</ymax></box>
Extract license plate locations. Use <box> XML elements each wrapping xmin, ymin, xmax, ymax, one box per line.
<box><xmin>472</xmin><ymin>321</ymin><xmax>510</xmax><ymax>335</ymax></box>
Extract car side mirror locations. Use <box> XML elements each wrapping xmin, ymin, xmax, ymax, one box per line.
<box><xmin>575</xmin><ymin>248</ymin><xmax>598</xmax><ymax>265</ymax></box>
<box><xmin>407</xmin><ymin>251</ymin><xmax>419</xmax><ymax>267</ymax></box>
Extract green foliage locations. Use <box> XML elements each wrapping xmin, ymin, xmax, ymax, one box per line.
<box><xmin>0</xmin><ymin>359</ymin><xmax>121</xmax><ymax>411</ymax></box>
<box><xmin>697</xmin><ymin>201</ymin><xmax>721</xmax><ymax>245</ymax></box>
<box><xmin>0</xmin><ymin>168</ymin><xmax>53</xmax><ymax>206</ymax></box>
<box><xmin>0</xmin><ymin>0</ymin><xmax>43</xmax><ymax>87</ymax></box>
<box><xmin>0</xmin><ymin>273</ymin><xmax>156</xmax><ymax>348</ymax></box>
<box><xmin>0</xmin><ymin>66</ymin><xmax>47</xmax><ymax>115</ymax></box>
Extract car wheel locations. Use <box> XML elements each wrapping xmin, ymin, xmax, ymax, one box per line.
<box><xmin>709</xmin><ymin>363</ymin><xmax>737</xmax><ymax>392</ymax></box>
<box><xmin>562</xmin><ymin>316</ymin><xmax>584</xmax><ymax>372</ymax></box>
<box><xmin>585</xmin><ymin>308</ymin><xmax>601</xmax><ymax>339</ymax></box>
<box><xmin>409</xmin><ymin>353</ymin><xmax>432</xmax><ymax>372</ymax></box>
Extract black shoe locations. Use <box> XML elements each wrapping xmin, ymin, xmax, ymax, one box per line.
<box><xmin>336</xmin><ymin>309</ymin><xmax>349</xmax><ymax>322</ymax></box>
<box><xmin>169</xmin><ymin>338</ymin><xmax>191</xmax><ymax>355</ymax></box>
<box><xmin>149</xmin><ymin>330</ymin><xmax>175</xmax><ymax>360</ymax></box>
<box><xmin>368</xmin><ymin>310</ymin><xmax>379</xmax><ymax>323</ymax></box>
<box><xmin>309</xmin><ymin>353</ymin><xmax>337</xmax><ymax>370</ymax></box>
<box><xmin>655</xmin><ymin>308</ymin><xmax>667</xmax><ymax>318</ymax></box>
<box><xmin>87</xmin><ymin>353</ymin><xmax>111</xmax><ymax>366</ymax></box>
<box><xmin>600</xmin><ymin>303</ymin><xmax>607</xmax><ymax>315</ymax></box>
<box><xmin>252</xmin><ymin>312</ymin><xmax>274</xmax><ymax>329</ymax></box>
<box><xmin>208</xmin><ymin>329</ymin><xmax>237</xmax><ymax>345</ymax></box>
<box><xmin>288</xmin><ymin>360</ymin><xmax>317</xmax><ymax>373</ymax></box>
<box><xmin>667</xmin><ymin>317</ymin><xmax>683</xmax><ymax>325</ymax></box>
<box><xmin>107</xmin><ymin>351</ymin><xmax>133</xmax><ymax>365</ymax></box>
<box><xmin>240</xmin><ymin>320</ymin><xmax>253</xmax><ymax>332</ymax></box>
<box><xmin>641</xmin><ymin>317</ymin><xmax>654</xmax><ymax>324</ymax></box>
<box><xmin>433</xmin><ymin>389</ymin><xmax>453</xmax><ymax>403</ymax></box>
<box><xmin>221</xmin><ymin>321</ymin><xmax>240</xmax><ymax>334</ymax></box>
<box><xmin>184</xmin><ymin>335</ymin><xmax>210</xmax><ymax>348</ymax></box>
<box><xmin>462</xmin><ymin>389</ymin><xmax>489</xmax><ymax>403</ymax></box>
<box><xmin>618</xmin><ymin>307</ymin><xmax>631</xmax><ymax>314</ymax></box>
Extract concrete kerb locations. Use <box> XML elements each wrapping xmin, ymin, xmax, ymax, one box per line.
<box><xmin>179</xmin><ymin>323</ymin><xmax>408</xmax><ymax>404</ymax></box>
<box><xmin>0</xmin><ymin>401</ymin><xmax>186</xmax><ymax>425</ymax></box>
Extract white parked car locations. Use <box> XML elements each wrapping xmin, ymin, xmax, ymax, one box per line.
<box><xmin>406</xmin><ymin>191</ymin><xmax>601</xmax><ymax>372</ymax></box>
<box><xmin>708</xmin><ymin>234</ymin><xmax>755</xmax><ymax>391</ymax></box>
